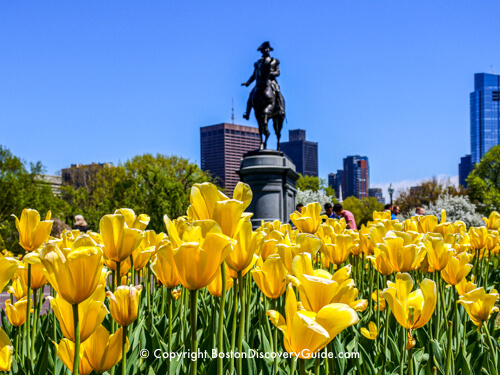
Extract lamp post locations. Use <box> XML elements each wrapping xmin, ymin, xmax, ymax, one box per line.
<box><xmin>388</xmin><ymin>183</ymin><xmax>394</xmax><ymax>206</ymax></box>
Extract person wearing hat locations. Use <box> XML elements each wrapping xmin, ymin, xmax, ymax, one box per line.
<box><xmin>242</xmin><ymin>41</ymin><xmax>285</xmax><ymax>120</ymax></box>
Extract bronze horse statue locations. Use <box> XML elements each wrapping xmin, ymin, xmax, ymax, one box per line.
<box><xmin>242</xmin><ymin>41</ymin><xmax>285</xmax><ymax>150</ymax></box>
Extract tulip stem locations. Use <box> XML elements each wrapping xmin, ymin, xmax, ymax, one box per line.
<box><xmin>408</xmin><ymin>346</ymin><xmax>414</xmax><ymax>375</ymax></box>
<box><xmin>72</xmin><ymin>303</ymin><xmax>80</xmax><ymax>375</ymax></box>
<box><xmin>217</xmin><ymin>263</ymin><xmax>227</xmax><ymax>375</ymax></box>
<box><xmin>445</xmin><ymin>321</ymin><xmax>453</xmax><ymax>375</ymax></box>
<box><xmin>381</xmin><ymin>276</ymin><xmax>389</xmax><ymax>374</ymax></box>
<box><xmin>31</xmin><ymin>288</ymin><xmax>38</xmax><ymax>359</ymax></box>
<box><xmin>298</xmin><ymin>358</ymin><xmax>307</xmax><ymax>375</ymax></box>
<box><xmin>290</xmin><ymin>356</ymin><xmax>297</xmax><ymax>374</ymax></box>
<box><xmin>121</xmin><ymin>325</ymin><xmax>128</xmax><ymax>375</ymax></box>
<box><xmin>230</xmin><ymin>286</ymin><xmax>237</xmax><ymax>372</ymax></box>
<box><xmin>484</xmin><ymin>324</ymin><xmax>498</xmax><ymax>375</ymax></box>
<box><xmin>189</xmin><ymin>289</ymin><xmax>198</xmax><ymax>375</ymax></box>
<box><xmin>26</xmin><ymin>263</ymin><xmax>32</xmax><ymax>369</ymax></box>
<box><xmin>116</xmin><ymin>261</ymin><xmax>121</xmax><ymax>288</ymax></box>
<box><xmin>237</xmin><ymin>271</ymin><xmax>246</xmax><ymax>375</ymax></box>
<box><xmin>130</xmin><ymin>255</ymin><xmax>135</xmax><ymax>285</ymax></box>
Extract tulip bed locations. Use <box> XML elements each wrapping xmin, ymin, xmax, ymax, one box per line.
<box><xmin>0</xmin><ymin>182</ymin><xmax>499</xmax><ymax>375</ymax></box>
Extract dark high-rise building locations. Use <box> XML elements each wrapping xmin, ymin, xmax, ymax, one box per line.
<box><xmin>470</xmin><ymin>73</ymin><xmax>500</xmax><ymax>165</ymax></box>
<box><xmin>328</xmin><ymin>170</ymin><xmax>343</xmax><ymax>200</ymax></box>
<box><xmin>342</xmin><ymin>155</ymin><xmax>369</xmax><ymax>199</ymax></box>
<box><xmin>459</xmin><ymin>154</ymin><xmax>472</xmax><ymax>188</ymax></box>
<box><xmin>280</xmin><ymin>129</ymin><xmax>318</xmax><ymax>176</ymax></box>
<box><xmin>368</xmin><ymin>188</ymin><xmax>385</xmax><ymax>204</ymax></box>
<box><xmin>200</xmin><ymin>123</ymin><xmax>260</xmax><ymax>195</ymax></box>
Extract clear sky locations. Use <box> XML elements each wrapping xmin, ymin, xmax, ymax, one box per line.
<box><xmin>1</xmin><ymin>1</ymin><xmax>499</xmax><ymax>197</ymax></box>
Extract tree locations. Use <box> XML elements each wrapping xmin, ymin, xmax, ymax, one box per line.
<box><xmin>296</xmin><ymin>190</ymin><xmax>334</xmax><ymax>209</ymax></box>
<box><xmin>0</xmin><ymin>145</ymin><xmax>67</xmax><ymax>252</ymax></box>
<box><xmin>61</xmin><ymin>153</ymin><xmax>213</xmax><ymax>233</ymax></box>
<box><xmin>467</xmin><ymin>145</ymin><xmax>500</xmax><ymax>215</ymax></box>
<box><xmin>342</xmin><ymin>196</ymin><xmax>384</xmax><ymax>227</ymax></box>
<box><xmin>395</xmin><ymin>177</ymin><xmax>466</xmax><ymax>217</ymax></box>
<box><xmin>423</xmin><ymin>194</ymin><xmax>483</xmax><ymax>228</ymax></box>
<box><xmin>296</xmin><ymin>174</ymin><xmax>326</xmax><ymax>192</ymax></box>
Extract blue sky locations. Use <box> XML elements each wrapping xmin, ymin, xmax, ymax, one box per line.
<box><xmin>1</xmin><ymin>1</ymin><xmax>499</xmax><ymax>197</ymax></box>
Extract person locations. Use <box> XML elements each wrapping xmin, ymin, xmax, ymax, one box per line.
<box><xmin>242</xmin><ymin>41</ymin><xmax>285</xmax><ymax>120</ymax></box>
<box><xmin>73</xmin><ymin>214</ymin><xmax>89</xmax><ymax>232</ymax></box>
<box><xmin>414</xmin><ymin>206</ymin><xmax>425</xmax><ymax>216</ymax></box>
<box><xmin>324</xmin><ymin>203</ymin><xmax>337</xmax><ymax>219</ymax></box>
<box><xmin>296</xmin><ymin>203</ymin><xmax>303</xmax><ymax>213</ymax></box>
<box><xmin>391</xmin><ymin>205</ymin><xmax>400</xmax><ymax>220</ymax></box>
<box><xmin>384</xmin><ymin>204</ymin><xmax>392</xmax><ymax>211</ymax></box>
<box><xmin>333</xmin><ymin>203</ymin><xmax>357</xmax><ymax>230</ymax></box>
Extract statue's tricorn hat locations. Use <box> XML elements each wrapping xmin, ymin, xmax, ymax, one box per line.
<box><xmin>257</xmin><ymin>41</ymin><xmax>273</xmax><ymax>52</ymax></box>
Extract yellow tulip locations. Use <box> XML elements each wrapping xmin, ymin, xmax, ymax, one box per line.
<box><xmin>322</xmin><ymin>233</ymin><xmax>355</xmax><ymax>265</ymax></box>
<box><xmin>18</xmin><ymin>253</ymin><xmax>47</xmax><ymax>290</ymax></box>
<box><xmin>289</xmin><ymin>202</ymin><xmax>322</xmax><ymax>234</ymax></box>
<box><xmin>0</xmin><ymin>254</ymin><xmax>18</xmax><ymax>292</ymax></box>
<box><xmin>288</xmin><ymin>254</ymin><xmax>366</xmax><ymax>312</ymax></box>
<box><xmin>171</xmin><ymin>289</ymin><xmax>182</xmax><ymax>300</ymax></box>
<box><xmin>151</xmin><ymin>243</ymin><xmax>181</xmax><ymax>289</ymax></box>
<box><xmin>322</xmin><ymin>218</ymin><xmax>347</xmax><ymax>234</ymax></box>
<box><xmin>483</xmin><ymin>211</ymin><xmax>500</xmax><ymax>230</ymax></box>
<box><xmin>99</xmin><ymin>214</ymin><xmax>144</xmax><ymax>263</ymax></box>
<box><xmin>402</xmin><ymin>218</ymin><xmax>419</xmax><ymax>233</ymax></box>
<box><xmin>373</xmin><ymin>211</ymin><xmax>392</xmax><ymax>221</ymax></box>
<box><xmin>416</xmin><ymin>215</ymin><xmax>438</xmax><ymax>234</ymax></box>
<box><xmin>187</xmin><ymin>182</ymin><xmax>253</xmax><ymax>238</ymax></box>
<box><xmin>130</xmin><ymin>234</ymin><xmax>155</xmax><ymax>271</ymax></box>
<box><xmin>227</xmin><ymin>254</ymin><xmax>258</xmax><ymax>279</ymax></box>
<box><xmin>48</xmin><ymin>285</ymin><xmax>108</xmax><ymax>342</ymax></box>
<box><xmin>7</xmin><ymin>275</ymin><xmax>27</xmax><ymax>300</ymax></box>
<box><xmin>106</xmin><ymin>284</ymin><xmax>143</xmax><ymax>327</ymax></box>
<box><xmin>368</xmin><ymin>249</ymin><xmax>394</xmax><ymax>276</ymax></box>
<box><xmin>382</xmin><ymin>273</ymin><xmax>436</xmax><ymax>348</ymax></box>
<box><xmin>458</xmin><ymin>287</ymin><xmax>499</xmax><ymax>327</ymax></box>
<box><xmin>225</xmin><ymin>220</ymin><xmax>263</xmax><ymax>273</ymax></box>
<box><xmin>0</xmin><ymin>328</ymin><xmax>14</xmax><ymax>372</ymax></box>
<box><xmin>456</xmin><ymin>276</ymin><xmax>477</xmax><ymax>297</ymax></box>
<box><xmin>83</xmin><ymin>325</ymin><xmax>126</xmax><ymax>374</ymax></box>
<box><xmin>40</xmin><ymin>235</ymin><xmax>104</xmax><ymax>305</ymax></box>
<box><xmin>372</xmin><ymin>290</ymin><xmax>386</xmax><ymax>311</ymax></box>
<box><xmin>360</xmin><ymin>322</ymin><xmax>379</xmax><ymax>340</ymax></box>
<box><xmin>441</xmin><ymin>252</ymin><xmax>473</xmax><ymax>286</ymax></box>
<box><xmin>469</xmin><ymin>226</ymin><xmax>488</xmax><ymax>250</ymax></box>
<box><xmin>207</xmin><ymin>264</ymin><xmax>234</xmax><ymax>297</ymax></box>
<box><xmin>368</xmin><ymin>223</ymin><xmax>389</xmax><ymax>248</ymax></box>
<box><xmin>267</xmin><ymin>285</ymin><xmax>359</xmax><ymax>359</ymax></box>
<box><xmin>276</xmin><ymin>233</ymin><xmax>321</xmax><ymax>275</ymax></box>
<box><xmin>12</xmin><ymin>208</ymin><xmax>53</xmax><ymax>252</ymax></box>
<box><xmin>114</xmin><ymin>208</ymin><xmax>150</xmax><ymax>230</ymax></box>
<box><xmin>423</xmin><ymin>234</ymin><xmax>454</xmax><ymax>271</ymax></box>
<box><xmin>104</xmin><ymin>256</ymin><xmax>131</xmax><ymax>277</ymax></box>
<box><xmin>377</xmin><ymin>235</ymin><xmax>425</xmax><ymax>272</ymax></box>
<box><xmin>260</xmin><ymin>220</ymin><xmax>292</xmax><ymax>235</ymax></box>
<box><xmin>5</xmin><ymin>297</ymin><xmax>29</xmax><ymax>327</ymax></box>
<box><xmin>252</xmin><ymin>254</ymin><xmax>288</xmax><ymax>299</ymax></box>
<box><xmin>163</xmin><ymin>217</ymin><xmax>234</xmax><ymax>290</ymax></box>
<box><xmin>259</xmin><ymin>231</ymin><xmax>281</xmax><ymax>261</ymax></box>
<box><xmin>55</xmin><ymin>338</ymin><xmax>93</xmax><ymax>375</ymax></box>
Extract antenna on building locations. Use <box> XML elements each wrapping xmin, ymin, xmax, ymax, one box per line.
<box><xmin>231</xmin><ymin>98</ymin><xmax>235</xmax><ymax>124</ymax></box>
<box><xmin>491</xmin><ymin>65</ymin><xmax>496</xmax><ymax>74</ymax></box>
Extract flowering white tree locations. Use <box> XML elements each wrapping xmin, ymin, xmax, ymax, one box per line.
<box><xmin>423</xmin><ymin>194</ymin><xmax>484</xmax><ymax>227</ymax></box>
<box><xmin>296</xmin><ymin>189</ymin><xmax>333</xmax><ymax>210</ymax></box>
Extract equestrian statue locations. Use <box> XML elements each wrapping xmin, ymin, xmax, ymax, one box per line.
<box><xmin>242</xmin><ymin>41</ymin><xmax>286</xmax><ymax>150</ymax></box>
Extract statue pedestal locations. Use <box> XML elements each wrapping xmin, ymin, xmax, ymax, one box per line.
<box><xmin>237</xmin><ymin>150</ymin><xmax>299</xmax><ymax>227</ymax></box>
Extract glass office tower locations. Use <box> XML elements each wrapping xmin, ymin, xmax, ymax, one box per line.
<box><xmin>470</xmin><ymin>73</ymin><xmax>500</xmax><ymax>164</ymax></box>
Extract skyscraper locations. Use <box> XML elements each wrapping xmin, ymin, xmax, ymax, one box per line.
<box><xmin>471</xmin><ymin>73</ymin><xmax>500</xmax><ymax>164</ymax></box>
<box><xmin>368</xmin><ymin>188</ymin><xmax>385</xmax><ymax>204</ymax></box>
<box><xmin>200</xmin><ymin>123</ymin><xmax>260</xmax><ymax>195</ymax></box>
<box><xmin>458</xmin><ymin>73</ymin><xmax>500</xmax><ymax>186</ymax></box>
<box><xmin>342</xmin><ymin>155</ymin><xmax>369</xmax><ymax>199</ymax></box>
<box><xmin>328</xmin><ymin>156</ymin><xmax>369</xmax><ymax>200</ymax></box>
<box><xmin>280</xmin><ymin>129</ymin><xmax>318</xmax><ymax>176</ymax></box>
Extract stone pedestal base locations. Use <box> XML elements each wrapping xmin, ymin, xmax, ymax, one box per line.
<box><xmin>237</xmin><ymin>150</ymin><xmax>299</xmax><ymax>227</ymax></box>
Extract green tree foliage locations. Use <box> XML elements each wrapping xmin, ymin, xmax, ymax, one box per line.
<box><xmin>394</xmin><ymin>177</ymin><xmax>466</xmax><ymax>217</ymax></box>
<box><xmin>61</xmin><ymin>154</ymin><xmax>213</xmax><ymax>233</ymax></box>
<box><xmin>296</xmin><ymin>174</ymin><xmax>326</xmax><ymax>192</ymax></box>
<box><xmin>0</xmin><ymin>145</ymin><xmax>67</xmax><ymax>252</ymax></box>
<box><xmin>342</xmin><ymin>196</ymin><xmax>384</xmax><ymax>227</ymax></box>
<box><xmin>467</xmin><ymin>145</ymin><xmax>500</xmax><ymax>215</ymax></box>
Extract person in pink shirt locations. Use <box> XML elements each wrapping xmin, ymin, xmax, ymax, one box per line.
<box><xmin>333</xmin><ymin>203</ymin><xmax>357</xmax><ymax>230</ymax></box>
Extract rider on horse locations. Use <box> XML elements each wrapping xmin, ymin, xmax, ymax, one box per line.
<box><xmin>242</xmin><ymin>41</ymin><xmax>285</xmax><ymax>121</ymax></box>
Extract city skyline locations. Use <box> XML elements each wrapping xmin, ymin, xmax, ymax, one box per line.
<box><xmin>3</xmin><ymin>2</ymin><xmax>500</xmax><ymax>201</ymax></box>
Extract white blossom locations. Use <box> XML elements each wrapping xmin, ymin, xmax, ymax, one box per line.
<box><xmin>423</xmin><ymin>194</ymin><xmax>484</xmax><ymax>227</ymax></box>
<box><xmin>296</xmin><ymin>189</ymin><xmax>333</xmax><ymax>209</ymax></box>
